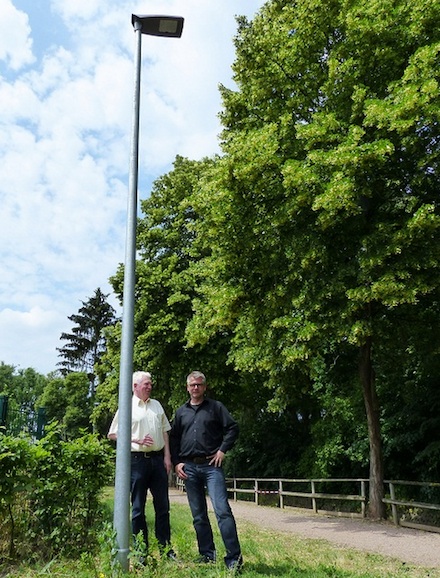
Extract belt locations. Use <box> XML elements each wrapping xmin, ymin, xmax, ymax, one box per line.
<box><xmin>185</xmin><ymin>456</ymin><xmax>210</xmax><ymax>464</ymax></box>
<box><xmin>131</xmin><ymin>450</ymin><xmax>164</xmax><ymax>458</ymax></box>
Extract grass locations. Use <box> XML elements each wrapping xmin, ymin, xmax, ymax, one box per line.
<box><xmin>2</xmin><ymin>488</ymin><xmax>439</xmax><ymax>578</ymax></box>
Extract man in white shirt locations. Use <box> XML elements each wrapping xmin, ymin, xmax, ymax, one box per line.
<box><xmin>108</xmin><ymin>371</ymin><xmax>176</xmax><ymax>560</ymax></box>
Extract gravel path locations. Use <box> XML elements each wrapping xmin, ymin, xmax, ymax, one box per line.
<box><xmin>169</xmin><ymin>489</ymin><xmax>440</xmax><ymax>569</ymax></box>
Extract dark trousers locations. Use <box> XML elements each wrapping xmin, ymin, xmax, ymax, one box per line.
<box><xmin>184</xmin><ymin>461</ymin><xmax>241</xmax><ymax>567</ymax></box>
<box><xmin>130</xmin><ymin>453</ymin><xmax>171</xmax><ymax>550</ymax></box>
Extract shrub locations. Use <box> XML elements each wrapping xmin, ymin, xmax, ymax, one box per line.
<box><xmin>0</xmin><ymin>434</ymin><xmax>36</xmax><ymax>558</ymax></box>
<box><xmin>0</xmin><ymin>425</ymin><xmax>113</xmax><ymax>562</ymax></box>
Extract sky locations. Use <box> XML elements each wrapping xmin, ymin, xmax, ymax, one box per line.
<box><xmin>0</xmin><ymin>0</ymin><xmax>265</xmax><ymax>375</ymax></box>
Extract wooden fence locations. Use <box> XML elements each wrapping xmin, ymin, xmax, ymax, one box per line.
<box><xmin>384</xmin><ymin>480</ymin><xmax>440</xmax><ymax>533</ymax></box>
<box><xmin>175</xmin><ymin>476</ymin><xmax>440</xmax><ymax>533</ymax></box>
<box><xmin>226</xmin><ymin>477</ymin><xmax>367</xmax><ymax>517</ymax></box>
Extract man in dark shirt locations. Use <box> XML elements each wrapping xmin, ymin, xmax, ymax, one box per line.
<box><xmin>170</xmin><ymin>371</ymin><xmax>243</xmax><ymax>572</ymax></box>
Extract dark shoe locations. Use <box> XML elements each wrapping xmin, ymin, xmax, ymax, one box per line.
<box><xmin>195</xmin><ymin>554</ymin><xmax>216</xmax><ymax>564</ymax></box>
<box><xmin>166</xmin><ymin>549</ymin><xmax>179</xmax><ymax>561</ymax></box>
<box><xmin>227</xmin><ymin>555</ymin><xmax>243</xmax><ymax>573</ymax></box>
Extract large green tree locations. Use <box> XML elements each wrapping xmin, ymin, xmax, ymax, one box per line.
<box><xmin>95</xmin><ymin>156</ymin><xmax>249</xmax><ymax>425</ymax></box>
<box><xmin>187</xmin><ymin>0</ymin><xmax>440</xmax><ymax>517</ymax></box>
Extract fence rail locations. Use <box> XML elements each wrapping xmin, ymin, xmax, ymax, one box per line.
<box><xmin>384</xmin><ymin>480</ymin><xmax>440</xmax><ymax>533</ymax></box>
<box><xmin>175</xmin><ymin>476</ymin><xmax>440</xmax><ymax>533</ymax></box>
<box><xmin>227</xmin><ymin>477</ymin><xmax>368</xmax><ymax>518</ymax></box>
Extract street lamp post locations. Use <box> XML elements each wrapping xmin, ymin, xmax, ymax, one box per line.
<box><xmin>113</xmin><ymin>14</ymin><xmax>184</xmax><ymax>572</ymax></box>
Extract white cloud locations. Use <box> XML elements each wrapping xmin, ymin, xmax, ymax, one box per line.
<box><xmin>0</xmin><ymin>0</ymin><xmax>265</xmax><ymax>374</ymax></box>
<box><xmin>50</xmin><ymin>0</ymin><xmax>105</xmax><ymax>22</ymax></box>
<box><xmin>0</xmin><ymin>0</ymin><xmax>35</xmax><ymax>70</ymax></box>
<box><xmin>0</xmin><ymin>306</ymin><xmax>66</xmax><ymax>372</ymax></box>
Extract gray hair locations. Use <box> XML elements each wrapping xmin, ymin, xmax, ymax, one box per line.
<box><xmin>186</xmin><ymin>371</ymin><xmax>206</xmax><ymax>385</ymax></box>
<box><xmin>132</xmin><ymin>371</ymin><xmax>152</xmax><ymax>390</ymax></box>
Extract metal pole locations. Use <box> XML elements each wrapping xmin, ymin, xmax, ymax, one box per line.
<box><xmin>113</xmin><ymin>19</ymin><xmax>143</xmax><ymax>572</ymax></box>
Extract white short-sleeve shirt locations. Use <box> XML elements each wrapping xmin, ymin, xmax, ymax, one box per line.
<box><xmin>108</xmin><ymin>396</ymin><xmax>171</xmax><ymax>452</ymax></box>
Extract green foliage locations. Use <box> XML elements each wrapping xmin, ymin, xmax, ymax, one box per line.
<box><xmin>201</xmin><ymin>0</ymin><xmax>440</xmax><ymax>362</ymax></box>
<box><xmin>92</xmin><ymin>0</ymin><xmax>440</xmax><ymax>490</ymax></box>
<box><xmin>228</xmin><ymin>406</ymin><xmax>313</xmax><ymax>478</ymax></box>
<box><xmin>92</xmin><ymin>323</ymin><xmax>122</xmax><ymax>436</ymax></box>
<box><xmin>376</xmin><ymin>309</ymin><xmax>440</xmax><ymax>481</ymax></box>
<box><xmin>0</xmin><ymin>363</ymin><xmax>48</xmax><ymax>420</ymax></box>
<box><xmin>184</xmin><ymin>0</ymin><xmax>440</xmax><ymax>514</ymax></box>
<box><xmin>98</xmin><ymin>155</ymin><xmax>245</xmax><ymax>420</ymax></box>
<box><xmin>0</xmin><ymin>435</ymin><xmax>36</xmax><ymax>558</ymax></box>
<box><xmin>0</xmin><ymin>426</ymin><xmax>113</xmax><ymax>562</ymax></box>
<box><xmin>0</xmin><ymin>364</ymin><xmax>48</xmax><ymax>439</ymax></box>
<box><xmin>38</xmin><ymin>372</ymin><xmax>92</xmax><ymax>438</ymax></box>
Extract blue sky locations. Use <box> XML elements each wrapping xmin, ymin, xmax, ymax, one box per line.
<box><xmin>0</xmin><ymin>0</ymin><xmax>265</xmax><ymax>375</ymax></box>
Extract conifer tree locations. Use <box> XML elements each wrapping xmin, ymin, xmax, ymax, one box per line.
<box><xmin>57</xmin><ymin>288</ymin><xmax>116</xmax><ymax>395</ymax></box>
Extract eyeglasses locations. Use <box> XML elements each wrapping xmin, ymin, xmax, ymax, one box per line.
<box><xmin>188</xmin><ymin>383</ymin><xmax>205</xmax><ymax>388</ymax></box>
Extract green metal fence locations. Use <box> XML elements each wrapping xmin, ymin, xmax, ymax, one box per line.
<box><xmin>0</xmin><ymin>395</ymin><xmax>46</xmax><ymax>439</ymax></box>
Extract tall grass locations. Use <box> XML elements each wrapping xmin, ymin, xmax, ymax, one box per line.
<box><xmin>2</xmin><ymin>488</ymin><xmax>439</xmax><ymax>578</ymax></box>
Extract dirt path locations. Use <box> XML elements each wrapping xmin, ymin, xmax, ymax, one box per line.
<box><xmin>169</xmin><ymin>489</ymin><xmax>440</xmax><ymax>568</ymax></box>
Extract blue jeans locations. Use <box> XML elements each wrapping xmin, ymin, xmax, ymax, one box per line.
<box><xmin>130</xmin><ymin>453</ymin><xmax>171</xmax><ymax>550</ymax></box>
<box><xmin>184</xmin><ymin>461</ymin><xmax>241</xmax><ymax>567</ymax></box>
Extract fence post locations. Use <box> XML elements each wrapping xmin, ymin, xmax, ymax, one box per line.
<box><xmin>36</xmin><ymin>407</ymin><xmax>46</xmax><ymax>439</ymax></box>
<box><xmin>389</xmin><ymin>482</ymin><xmax>400</xmax><ymax>526</ymax></box>
<box><xmin>279</xmin><ymin>480</ymin><xmax>284</xmax><ymax>509</ymax></box>
<box><xmin>0</xmin><ymin>395</ymin><xmax>8</xmax><ymax>429</ymax></box>
<box><xmin>360</xmin><ymin>480</ymin><xmax>366</xmax><ymax>518</ymax></box>
<box><xmin>311</xmin><ymin>480</ymin><xmax>317</xmax><ymax>513</ymax></box>
<box><xmin>255</xmin><ymin>479</ymin><xmax>259</xmax><ymax>505</ymax></box>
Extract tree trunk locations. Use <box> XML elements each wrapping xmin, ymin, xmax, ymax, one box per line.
<box><xmin>359</xmin><ymin>336</ymin><xmax>385</xmax><ymax>519</ymax></box>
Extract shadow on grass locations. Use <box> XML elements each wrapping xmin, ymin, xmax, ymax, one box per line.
<box><xmin>244</xmin><ymin>561</ymin><xmax>310</xmax><ymax>576</ymax></box>
<box><xmin>243</xmin><ymin>561</ymin><xmax>355</xmax><ymax>577</ymax></box>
